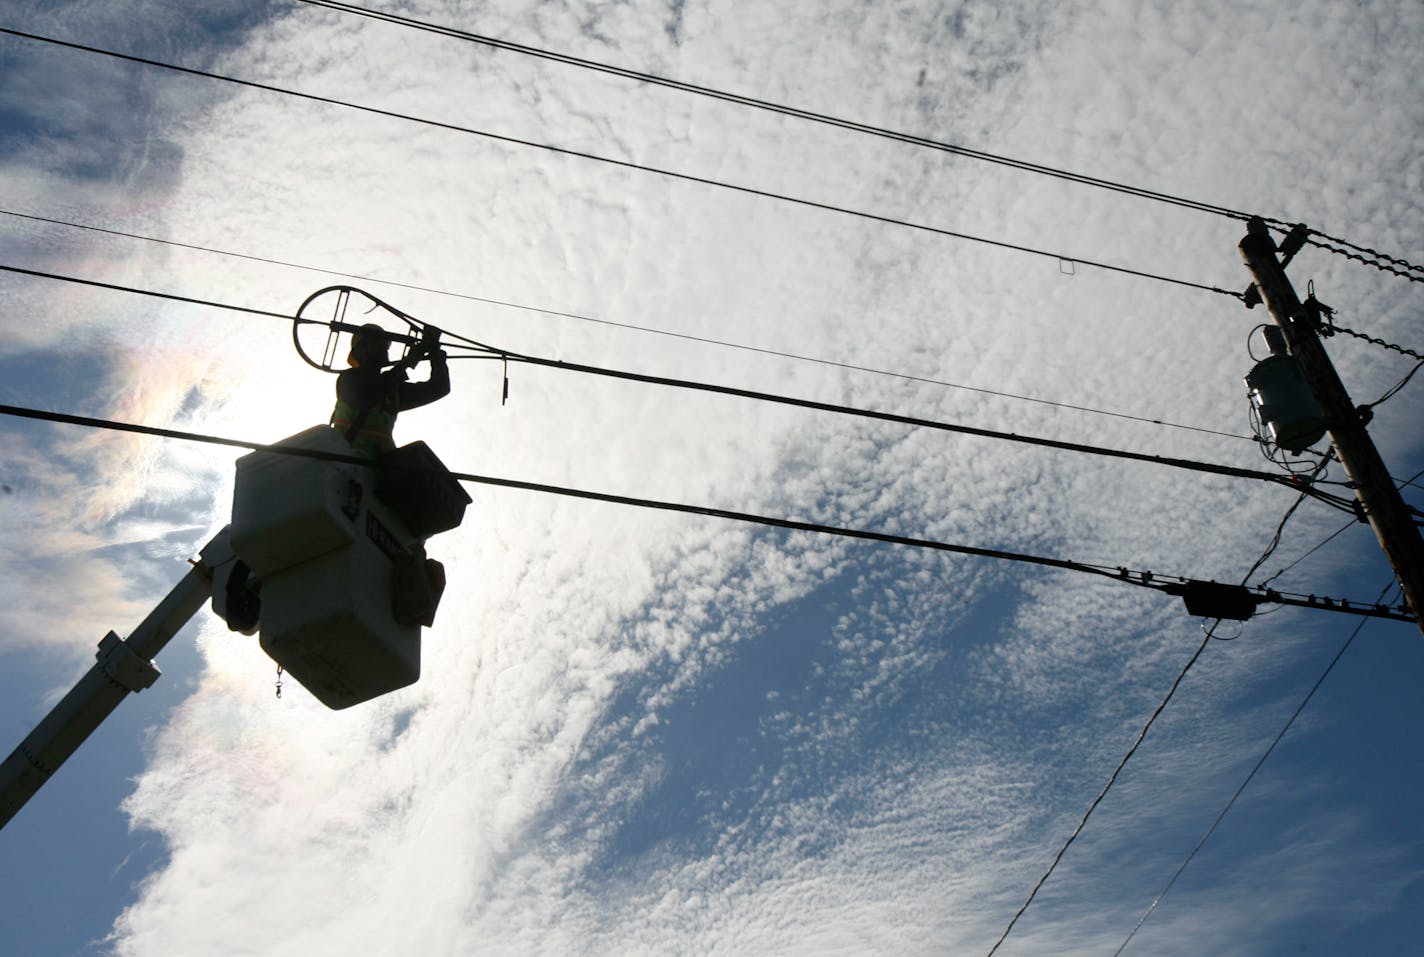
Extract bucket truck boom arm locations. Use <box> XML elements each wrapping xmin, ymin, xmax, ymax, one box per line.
<box><xmin>0</xmin><ymin>529</ymin><xmax>238</xmax><ymax>830</ymax></box>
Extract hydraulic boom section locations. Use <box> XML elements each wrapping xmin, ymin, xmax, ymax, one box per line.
<box><xmin>0</xmin><ymin>531</ymin><xmax>234</xmax><ymax>830</ymax></box>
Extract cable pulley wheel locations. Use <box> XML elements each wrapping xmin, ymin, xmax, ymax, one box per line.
<box><xmin>292</xmin><ymin>285</ymin><xmax>428</xmax><ymax>373</ymax></box>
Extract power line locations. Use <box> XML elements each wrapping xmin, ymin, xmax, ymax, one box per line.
<box><xmin>1365</xmin><ymin>357</ymin><xmax>1424</xmax><ymax>408</ymax></box>
<box><xmin>0</xmin><ymin>26</ymin><xmax>1246</xmax><ymax>300</ymax></box>
<box><xmin>294</xmin><ymin>0</ymin><xmax>1255</xmax><ymax>221</ymax></box>
<box><xmin>0</xmin><ymin>401</ymin><xmax>1408</xmax><ymax>623</ymax></box>
<box><xmin>983</xmin><ymin>482</ymin><xmax>1349</xmax><ymax>956</ymax></box>
<box><xmin>0</xmin><ymin>262</ymin><xmax>296</xmax><ymax>322</ymax></box>
<box><xmin>1257</xmin><ymin>521</ymin><xmax>1354</xmax><ymax>591</ymax></box>
<box><xmin>984</xmin><ymin>624</ymin><xmax>1218</xmax><ymax>957</ymax></box>
<box><xmin>496</xmin><ymin>350</ymin><xmax>1357</xmax><ymax>502</ymax></box>
<box><xmin>0</xmin><ymin>207</ymin><xmax>1258</xmax><ymax>442</ymax></box>
<box><xmin>1322</xmin><ymin>310</ymin><xmax>1424</xmax><ymax>363</ymax></box>
<box><xmin>1111</xmin><ymin>578</ymin><xmax>1393</xmax><ymax>955</ymax></box>
<box><xmin>1</xmin><ymin>260</ymin><xmax>1352</xmax><ymax>507</ymax></box>
<box><xmin>1241</xmin><ymin>458</ymin><xmax>1332</xmax><ymax>587</ymax></box>
<box><xmin>0</xmin><ymin>402</ymin><xmax>1144</xmax><ymax>580</ymax></box>
<box><xmin>1259</xmin><ymin>464</ymin><xmax>1424</xmax><ymax>590</ymax></box>
<box><xmin>1305</xmin><ymin>231</ymin><xmax>1424</xmax><ymax>276</ymax></box>
<box><xmin>1332</xmin><ymin>323</ymin><xmax>1424</xmax><ymax>364</ymax></box>
<box><xmin>1305</xmin><ymin>234</ymin><xmax>1424</xmax><ymax>285</ymax></box>
<box><xmin>294</xmin><ymin>1</ymin><xmax>1422</xmax><ymax>281</ymax></box>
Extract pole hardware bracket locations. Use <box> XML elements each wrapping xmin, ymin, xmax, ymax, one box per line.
<box><xmin>1298</xmin><ymin>292</ymin><xmax>1335</xmax><ymax>337</ymax></box>
<box><xmin>96</xmin><ymin>631</ymin><xmax>162</xmax><ymax>693</ymax></box>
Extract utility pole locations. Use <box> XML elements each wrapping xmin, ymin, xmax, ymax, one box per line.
<box><xmin>1239</xmin><ymin>217</ymin><xmax>1424</xmax><ymax>637</ymax></box>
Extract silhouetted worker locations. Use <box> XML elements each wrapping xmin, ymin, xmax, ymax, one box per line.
<box><xmin>331</xmin><ymin>323</ymin><xmax>450</xmax><ymax>457</ymax></box>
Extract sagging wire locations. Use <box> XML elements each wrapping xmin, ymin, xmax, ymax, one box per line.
<box><xmin>1361</xmin><ymin>356</ymin><xmax>1424</xmax><ymax>419</ymax></box>
<box><xmin>0</xmin><ymin>208</ymin><xmax>1261</xmax><ymax>445</ymax></box>
<box><xmin>269</xmin><ymin>283</ymin><xmax>1379</xmax><ymax>526</ymax></box>
<box><xmin>0</xmin><ymin>26</ymin><xmax>1247</xmax><ymax>301</ymax></box>
<box><xmin>2</xmin><ymin>399</ymin><xmax>1411</xmax><ymax>623</ymax></box>
<box><xmin>987</xmin><ymin>459</ymin><xmax>1396</xmax><ymax>954</ymax></box>
<box><xmin>1241</xmin><ymin>464</ymin><xmax>1327</xmax><ymax>587</ymax></box>
<box><xmin>1111</xmin><ymin>577</ymin><xmax>1400</xmax><ymax>955</ymax></box>
<box><xmin>1256</xmin><ymin>521</ymin><xmax>1355</xmax><ymax>593</ymax></box>
<box><xmin>10</xmin><ymin>263</ymin><xmax>1338</xmax><ymax>506</ymax></box>
<box><xmin>1304</xmin><ymin>231</ymin><xmax>1424</xmax><ymax>285</ymax></box>
<box><xmin>293</xmin><ymin>2</ymin><xmax>1424</xmax><ymax>284</ymax></box>
<box><xmin>1313</xmin><ymin>300</ymin><xmax>1424</xmax><ymax>363</ymax></box>
<box><xmin>0</xmin><ymin>263</ymin><xmax>1368</xmax><ymax>518</ymax></box>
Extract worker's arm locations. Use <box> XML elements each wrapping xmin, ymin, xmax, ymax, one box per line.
<box><xmin>397</xmin><ymin>349</ymin><xmax>450</xmax><ymax>411</ymax></box>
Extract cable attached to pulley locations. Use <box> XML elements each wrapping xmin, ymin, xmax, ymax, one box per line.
<box><xmin>293</xmin><ymin>285</ymin><xmax>1365</xmax><ymax>517</ymax></box>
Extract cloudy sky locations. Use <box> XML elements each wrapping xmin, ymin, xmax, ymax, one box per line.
<box><xmin>1</xmin><ymin>1</ymin><xmax>1421</xmax><ymax>954</ymax></box>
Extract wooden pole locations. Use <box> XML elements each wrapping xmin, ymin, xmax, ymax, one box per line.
<box><xmin>1240</xmin><ymin>217</ymin><xmax>1424</xmax><ymax>636</ymax></box>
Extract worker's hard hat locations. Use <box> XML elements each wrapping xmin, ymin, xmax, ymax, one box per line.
<box><xmin>348</xmin><ymin>323</ymin><xmax>391</xmax><ymax>367</ymax></box>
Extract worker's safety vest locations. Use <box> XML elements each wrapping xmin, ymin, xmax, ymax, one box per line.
<box><xmin>331</xmin><ymin>393</ymin><xmax>398</xmax><ymax>457</ymax></box>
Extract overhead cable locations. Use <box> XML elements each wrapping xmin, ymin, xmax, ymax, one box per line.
<box><xmin>1305</xmin><ymin>234</ymin><xmax>1424</xmax><ymax>285</ymax></box>
<box><xmin>492</xmin><ymin>350</ymin><xmax>1358</xmax><ymax>505</ymax></box>
<box><xmin>294</xmin><ymin>0</ymin><xmax>1254</xmax><ymax>221</ymax></box>
<box><xmin>1360</xmin><ymin>357</ymin><xmax>1424</xmax><ymax>419</ymax></box>
<box><xmin>0</xmin><ymin>262</ymin><xmax>296</xmax><ymax>322</ymax></box>
<box><xmin>1259</xmin><ymin>464</ymin><xmax>1424</xmax><ymax>590</ymax></box>
<box><xmin>1377</xmin><ymin>358</ymin><xmax>1424</xmax><ymax>405</ymax></box>
<box><xmin>0</xmin><ymin>208</ymin><xmax>1258</xmax><ymax>442</ymax></box>
<box><xmin>984</xmin><ymin>483</ymin><xmax>1369</xmax><ymax>956</ymax></box>
<box><xmin>1111</xmin><ymin>578</ymin><xmax>1393</xmax><ymax>955</ymax></box>
<box><xmin>984</xmin><ymin>621</ymin><xmax>1218</xmax><ymax>957</ymax></box>
<box><xmin>1257</xmin><ymin>521</ymin><xmax>1354</xmax><ymax>591</ymax></box>
<box><xmin>1</xmin><ymin>260</ymin><xmax>1352</xmax><ymax>507</ymax></box>
<box><xmin>0</xmin><ymin>401</ymin><xmax>1409</xmax><ymax>623</ymax></box>
<box><xmin>1328</xmin><ymin>322</ymin><xmax>1424</xmax><ymax>363</ymax></box>
<box><xmin>1240</xmin><ymin>457</ymin><xmax>1332</xmax><ymax>587</ymax></box>
<box><xmin>294</xmin><ymin>1</ymin><xmax>1421</xmax><ymax>280</ymax></box>
<box><xmin>0</xmin><ymin>27</ymin><xmax>1245</xmax><ymax>300</ymax></box>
